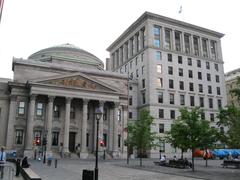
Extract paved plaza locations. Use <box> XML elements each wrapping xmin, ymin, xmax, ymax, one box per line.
<box><xmin>26</xmin><ymin>158</ymin><xmax>240</xmax><ymax>180</ymax></box>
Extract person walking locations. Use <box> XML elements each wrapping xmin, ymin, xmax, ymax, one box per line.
<box><xmin>59</xmin><ymin>143</ymin><xmax>63</xmax><ymax>158</ymax></box>
<box><xmin>75</xmin><ymin>144</ymin><xmax>81</xmax><ymax>158</ymax></box>
<box><xmin>0</xmin><ymin>146</ymin><xmax>6</xmax><ymax>179</ymax></box>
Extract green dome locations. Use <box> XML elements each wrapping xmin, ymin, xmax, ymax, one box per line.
<box><xmin>28</xmin><ymin>43</ymin><xmax>104</xmax><ymax>68</ymax></box>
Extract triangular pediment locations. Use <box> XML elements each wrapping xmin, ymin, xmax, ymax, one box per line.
<box><xmin>30</xmin><ymin>73</ymin><xmax>119</xmax><ymax>93</ymax></box>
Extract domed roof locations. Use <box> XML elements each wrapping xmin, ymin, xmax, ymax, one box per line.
<box><xmin>28</xmin><ymin>43</ymin><xmax>104</xmax><ymax>68</ymax></box>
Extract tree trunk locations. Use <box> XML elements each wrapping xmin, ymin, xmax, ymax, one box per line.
<box><xmin>140</xmin><ymin>153</ymin><xmax>142</xmax><ymax>166</ymax></box>
<box><xmin>181</xmin><ymin>149</ymin><xmax>183</xmax><ymax>159</ymax></box>
<box><xmin>205</xmin><ymin>158</ymin><xmax>208</xmax><ymax>167</ymax></box>
<box><xmin>192</xmin><ymin>148</ymin><xmax>195</xmax><ymax>172</ymax></box>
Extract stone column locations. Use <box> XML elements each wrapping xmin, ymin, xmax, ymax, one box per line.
<box><xmin>181</xmin><ymin>32</ymin><xmax>185</xmax><ymax>53</ymax></box>
<box><xmin>81</xmin><ymin>99</ymin><xmax>88</xmax><ymax>158</ymax></box>
<box><xmin>63</xmin><ymin>97</ymin><xmax>71</xmax><ymax>153</ymax></box>
<box><xmin>98</xmin><ymin>101</ymin><xmax>104</xmax><ymax>147</ymax></box>
<box><xmin>46</xmin><ymin>96</ymin><xmax>54</xmax><ymax>152</ymax></box>
<box><xmin>199</xmin><ymin>37</ymin><xmax>203</xmax><ymax>57</ymax></box>
<box><xmin>171</xmin><ymin>30</ymin><xmax>175</xmax><ymax>51</ymax></box>
<box><xmin>6</xmin><ymin>95</ymin><xmax>17</xmax><ymax>150</ymax></box>
<box><xmin>190</xmin><ymin>35</ymin><xmax>194</xmax><ymax>55</ymax></box>
<box><xmin>24</xmin><ymin>94</ymin><xmax>36</xmax><ymax>157</ymax></box>
<box><xmin>112</xmin><ymin>102</ymin><xmax>119</xmax><ymax>158</ymax></box>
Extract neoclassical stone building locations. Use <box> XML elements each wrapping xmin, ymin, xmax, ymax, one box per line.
<box><xmin>0</xmin><ymin>44</ymin><xmax>128</xmax><ymax>158</ymax></box>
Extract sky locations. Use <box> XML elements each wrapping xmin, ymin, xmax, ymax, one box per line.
<box><xmin>0</xmin><ymin>0</ymin><xmax>239</xmax><ymax>79</ymax></box>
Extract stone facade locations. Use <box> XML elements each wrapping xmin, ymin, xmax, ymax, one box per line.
<box><xmin>106</xmin><ymin>12</ymin><xmax>227</xmax><ymax>158</ymax></box>
<box><xmin>0</xmin><ymin>44</ymin><xmax>128</xmax><ymax>159</ymax></box>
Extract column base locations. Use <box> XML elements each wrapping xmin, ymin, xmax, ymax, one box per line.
<box><xmin>24</xmin><ymin>149</ymin><xmax>33</xmax><ymax>159</ymax></box>
<box><xmin>80</xmin><ymin>151</ymin><xmax>89</xmax><ymax>159</ymax></box>
<box><xmin>112</xmin><ymin>150</ymin><xmax>120</xmax><ymax>159</ymax></box>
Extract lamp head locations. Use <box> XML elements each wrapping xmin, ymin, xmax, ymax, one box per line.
<box><xmin>95</xmin><ymin>108</ymin><xmax>103</xmax><ymax>120</ymax></box>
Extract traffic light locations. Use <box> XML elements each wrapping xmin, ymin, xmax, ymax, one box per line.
<box><xmin>100</xmin><ymin>140</ymin><xmax>105</xmax><ymax>147</ymax></box>
<box><xmin>34</xmin><ymin>137</ymin><xmax>41</xmax><ymax>146</ymax></box>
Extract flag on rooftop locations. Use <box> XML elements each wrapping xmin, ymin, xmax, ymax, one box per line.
<box><xmin>178</xmin><ymin>5</ymin><xmax>182</xmax><ymax>14</ymax></box>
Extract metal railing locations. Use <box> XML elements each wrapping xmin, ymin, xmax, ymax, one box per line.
<box><xmin>0</xmin><ymin>163</ymin><xmax>14</xmax><ymax>180</ymax></box>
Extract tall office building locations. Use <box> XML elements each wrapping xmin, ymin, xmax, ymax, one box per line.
<box><xmin>106</xmin><ymin>12</ymin><xmax>227</xmax><ymax>157</ymax></box>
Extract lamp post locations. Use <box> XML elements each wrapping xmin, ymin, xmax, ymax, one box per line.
<box><xmin>94</xmin><ymin>108</ymin><xmax>103</xmax><ymax>180</ymax></box>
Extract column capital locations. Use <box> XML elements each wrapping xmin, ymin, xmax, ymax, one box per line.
<box><xmin>48</xmin><ymin>96</ymin><xmax>55</xmax><ymax>103</ymax></box>
<box><xmin>30</xmin><ymin>94</ymin><xmax>37</xmax><ymax>101</ymax></box>
<box><xmin>113</xmin><ymin>102</ymin><xmax>120</xmax><ymax>108</ymax></box>
<box><xmin>65</xmin><ymin>97</ymin><xmax>72</xmax><ymax>104</ymax></box>
<box><xmin>83</xmin><ymin>98</ymin><xmax>89</xmax><ymax>105</ymax></box>
<box><xmin>10</xmin><ymin>95</ymin><xmax>17</xmax><ymax>101</ymax></box>
<box><xmin>99</xmin><ymin>100</ymin><xmax>105</xmax><ymax>107</ymax></box>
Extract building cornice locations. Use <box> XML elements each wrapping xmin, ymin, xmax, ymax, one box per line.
<box><xmin>107</xmin><ymin>11</ymin><xmax>224</xmax><ymax>51</ymax></box>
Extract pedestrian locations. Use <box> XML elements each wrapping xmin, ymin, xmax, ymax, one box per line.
<box><xmin>21</xmin><ymin>156</ymin><xmax>30</xmax><ymax>168</ymax></box>
<box><xmin>59</xmin><ymin>143</ymin><xmax>63</xmax><ymax>158</ymax></box>
<box><xmin>0</xmin><ymin>146</ymin><xmax>7</xmax><ymax>179</ymax></box>
<box><xmin>160</xmin><ymin>155</ymin><xmax>166</xmax><ymax>165</ymax></box>
<box><xmin>75</xmin><ymin>144</ymin><xmax>81</xmax><ymax>158</ymax></box>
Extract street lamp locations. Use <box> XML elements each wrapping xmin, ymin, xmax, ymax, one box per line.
<box><xmin>94</xmin><ymin>108</ymin><xmax>103</xmax><ymax>180</ymax></box>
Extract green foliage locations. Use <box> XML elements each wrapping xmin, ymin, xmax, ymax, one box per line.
<box><xmin>126</xmin><ymin>109</ymin><xmax>157</xmax><ymax>166</ymax></box>
<box><xmin>217</xmin><ymin>106</ymin><xmax>240</xmax><ymax>148</ymax></box>
<box><xmin>165</xmin><ymin>107</ymin><xmax>218</xmax><ymax>171</ymax></box>
<box><xmin>230</xmin><ymin>76</ymin><xmax>240</xmax><ymax>102</ymax></box>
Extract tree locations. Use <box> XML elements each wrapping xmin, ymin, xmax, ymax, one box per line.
<box><xmin>126</xmin><ymin>109</ymin><xmax>157</xmax><ymax>166</ymax></box>
<box><xmin>217</xmin><ymin>105</ymin><xmax>240</xmax><ymax>149</ymax></box>
<box><xmin>166</xmin><ymin>107</ymin><xmax>218</xmax><ymax>171</ymax></box>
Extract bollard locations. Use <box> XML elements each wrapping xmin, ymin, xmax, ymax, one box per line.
<box><xmin>15</xmin><ymin>159</ymin><xmax>21</xmax><ymax>176</ymax></box>
<box><xmin>55</xmin><ymin>159</ymin><xmax>57</xmax><ymax>168</ymax></box>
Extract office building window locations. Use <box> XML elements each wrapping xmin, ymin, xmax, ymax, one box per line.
<box><xmin>157</xmin><ymin>65</ymin><xmax>162</xmax><ymax>73</ymax></box>
<box><xmin>103</xmin><ymin>108</ymin><xmax>107</xmax><ymax>121</ymax></box>
<box><xmin>217</xmin><ymin>99</ymin><xmax>222</xmax><ymax>108</ymax></box>
<box><xmin>165</xmin><ymin>29</ymin><xmax>171</xmax><ymax>50</ymax></box>
<box><xmin>159</xmin><ymin>124</ymin><xmax>164</xmax><ymax>133</ymax></box>
<box><xmin>36</xmin><ymin>103</ymin><xmax>43</xmax><ymax>116</ymax></box>
<box><xmin>129</xmin><ymin>112</ymin><xmax>132</xmax><ymax>119</ymax></box>
<box><xmin>197</xmin><ymin>60</ymin><xmax>201</xmax><ymax>67</ymax></box>
<box><xmin>214</xmin><ymin>63</ymin><xmax>219</xmax><ymax>71</ymax></box>
<box><xmin>129</xmin><ymin>96</ymin><xmax>132</xmax><ymax>105</ymax></box>
<box><xmin>158</xmin><ymin>92</ymin><xmax>163</xmax><ymax>103</ymax></box>
<box><xmin>168</xmin><ymin>54</ymin><xmax>172</xmax><ymax>62</ymax></box>
<box><xmin>178</xmin><ymin>56</ymin><xmax>182</xmax><ymax>64</ymax></box>
<box><xmin>141</xmin><ymin>53</ymin><xmax>144</xmax><ymax>62</ymax></box>
<box><xmin>154</xmin><ymin>39</ymin><xmax>160</xmax><ymax>48</ymax></box>
<box><xmin>103</xmin><ymin>133</ymin><xmax>108</xmax><ymax>147</ymax></box>
<box><xmin>52</xmin><ymin>132</ymin><xmax>59</xmax><ymax>146</ymax></box>
<box><xmin>184</xmin><ymin>34</ymin><xmax>190</xmax><ymax>54</ymax></box>
<box><xmin>210</xmin><ymin>40</ymin><xmax>217</xmax><ymax>59</ymax></box>
<box><xmin>156</xmin><ymin>51</ymin><xmax>162</xmax><ymax>60</ymax></box>
<box><xmin>159</xmin><ymin>109</ymin><xmax>164</xmax><ymax>118</ymax></box>
<box><xmin>217</xmin><ymin>87</ymin><xmax>221</xmax><ymax>95</ymax></box>
<box><xmin>208</xmin><ymin>85</ymin><xmax>212</xmax><ymax>94</ymax></box>
<box><xmin>175</xmin><ymin>31</ymin><xmax>181</xmax><ymax>51</ymax></box>
<box><xmin>157</xmin><ymin>78</ymin><xmax>163</xmax><ymax>87</ymax></box>
<box><xmin>190</xmin><ymin>96</ymin><xmax>195</xmax><ymax>106</ymax></box>
<box><xmin>15</xmin><ymin>130</ymin><xmax>23</xmax><ymax>145</ymax></box>
<box><xmin>129</xmin><ymin>85</ymin><xmax>132</xmax><ymax>91</ymax></box>
<box><xmin>199</xmin><ymin>84</ymin><xmax>203</xmax><ymax>93</ymax></box>
<box><xmin>142</xmin><ymin>66</ymin><xmax>145</xmax><ymax>75</ymax></box>
<box><xmin>142</xmin><ymin>79</ymin><xmax>145</xmax><ymax>88</ymax></box>
<box><xmin>202</xmin><ymin>39</ymin><xmax>208</xmax><ymax>58</ymax></box>
<box><xmin>193</xmin><ymin>36</ymin><xmax>199</xmax><ymax>56</ymax></box>
<box><xmin>179</xmin><ymin>68</ymin><xmax>183</xmax><ymax>76</ymax></box>
<box><xmin>169</xmin><ymin>79</ymin><xmax>174</xmax><ymax>89</ymax></box>
<box><xmin>154</xmin><ymin>25</ymin><xmax>161</xmax><ymax>48</ymax></box>
<box><xmin>18</xmin><ymin>101</ymin><xmax>25</xmax><ymax>115</ymax></box>
<box><xmin>189</xmin><ymin>82</ymin><xmax>194</xmax><ymax>91</ymax></box>
<box><xmin>118</xmin><ymin>134</ymin><xmax>121</xmax><ymax>148</ymax></box>
<box><xmin>188</xmin><ymin>70</ymin><xmax>193</xmax><ymax>78</ymax></box>
<box><xmin>216</xmin><ymin>75</ymin><xmax>220</xmax><ymax>83</ymax></box>
<box><xmin>198</xmin><ymin>72</ymin><xmax>202</xmax><ymax>80</ymax></box>
<box><xmin>170</xmin><ymin>110</ymin><xmax>175</xmax><ymax>119</ymax></box>
<box><xmin>187</xmin><ymin>58</ymin><xmax>192</xmax><ymax>66</ymax></box>
<box><xmin>206</xmin><ymin>62</ymin><xmax>210</xmax><ymax>69</ymax></box>
<box><xmin>199</xmin><ymin>97</ymin><xmax>204</xmax><ymax>107</ymax></box>
<box><xmin>209</xmin><ymin>98</ymin><xmax>213</xmax><ymax>108</ymax></box>
<box><xmin>207</xmin><ymin>73</ymin><xmax>211</xmax><ymax>81</ymax></box>
<box><xmin>136</xmin><ymin>69</ymin><xmax>139</xmax><ymax>78</ymax></box>
<box><xmin>179</xmin><ymin>81</ymin><xmax>184</xmax><ymax>90</ymax></box>
<box><xmin>210</xmin><ymin>113</ymin><xmax>214</xmax><ymax>122</ymax></box>
<box><xmin>170</xmin><ymin>93</ymin><xmax>174</xmax><ymax>105</ymax></box>
<box><xmin>118</xmin><ymin>109</ymin><xmax>121</xmax><ymax>121</ymax></box>
<box><xmin>201</xmin><ymin>112</ymin><xmax>205</xmax><ymax>120</ymax></box>
<box><xmin>142</xmin><ymin>92</ymin><xmax>146</xmax><ymax>104</ymax></box>
<box><xmin>168</xmin><ymin>66</ymin><xmax>173</xmax><ymax>75</ymax></box>
<box><xmin>86</xmin><ymin>133</ymin><xmax>89</xmax><ymax>147</ymax></box>
<box><xmin>180</xmin><ymin>94</ymin><xmax>185</xmax><ymax>105</ymax></box>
